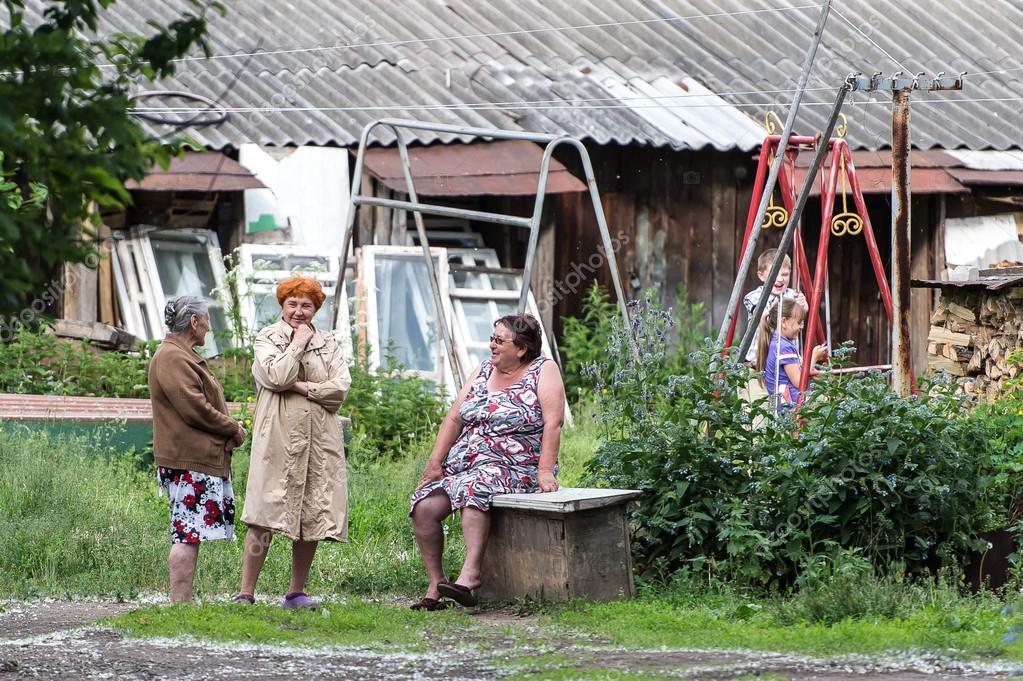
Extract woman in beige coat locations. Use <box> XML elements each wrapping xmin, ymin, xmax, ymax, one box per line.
<box><xmin>236</xmin><ymin>277</ymin><xmax>351</xmax><ymax>608</ymax></box>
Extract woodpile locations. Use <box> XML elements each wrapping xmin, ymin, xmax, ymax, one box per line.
<box><xmin>927</xmin><ymin>285</ymin><xmax>1023</xmax><ymax>400</ymax></box>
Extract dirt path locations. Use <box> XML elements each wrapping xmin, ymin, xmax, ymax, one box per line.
<box><xmin>0</xmin><ymin>600</ymin><xmax>1015</xmax><ymax>680</ymax></box>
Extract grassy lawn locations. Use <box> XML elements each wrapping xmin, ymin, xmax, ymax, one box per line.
<box><xmin>5</xmin><ymin>423</ymin><xmax>1023</xmax><ymax>665</ymax></box>
<box><xmin>548</xmin><ymin>595</ymin><xmax>1021</xmax><ymax>660</ymax></box>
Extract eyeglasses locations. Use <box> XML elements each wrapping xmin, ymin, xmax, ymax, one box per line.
<box><xmin>489</xmin><ymin>335</ymin><xmax>514</xmax><ymax>346</ymax></box>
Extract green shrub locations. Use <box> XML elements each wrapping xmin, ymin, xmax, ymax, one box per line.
<box><xmin>0</xmin><ymin>328</ymin><xmax>155</xmax><ymax>397</ymax></box>
<box><xmin>561</xmin><ymin>284</ymin><xmax>618</xmax><ymax>401</ymax></box>
<box><xmin>969</xmin><ymin>352</ymin><xmax>1023</xmax><ymax>531</ymax></box>
<box><xmin>343</xmin><ymin>338</ymin><xmax>447</xmax><ymax>464</ymax></box>
<box><xmin>585</xmin><ymin>299</ymin><xmax>997</xmax><ymax>588</ymax></box>
<box><xmin>560</xmin><ymin>283</ymin><xmax>706</xmax><ymax>404</ymax></box>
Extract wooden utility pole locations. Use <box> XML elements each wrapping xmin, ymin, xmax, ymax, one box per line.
<box><xmin>847</xmin><ymin>71</ymin><xmax>964</xmax><ymax>395</ymax></box>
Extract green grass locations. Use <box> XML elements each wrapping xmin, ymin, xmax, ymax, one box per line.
<box><xmin>547</xmin><ymin>592</ymin><xmax>1022</xmax><ymax>660</ymax></box>
<box><xmin>6</xmin><ymin>420</ymin><xmax>1023</xmax><ymax>666</ymax></box>
<box><xmin>0</xmin><ymin>425</ymin><xmax>461</xmax><ymax>598</ymax></box>
<box><xmin>106</xmin><ymin>600</ymin><xmax>471</xmax><ymax>649</ymax></box>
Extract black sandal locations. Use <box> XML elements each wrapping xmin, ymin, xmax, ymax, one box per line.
<box><xmin>409</xmin><ymin>597</ymin><xmax>451</xmax><ymax>611</ymax></box>
<box><xmin>437</xmin><ymin>580</ymin><xmax>478</xmax><ymax>607</ymax></box>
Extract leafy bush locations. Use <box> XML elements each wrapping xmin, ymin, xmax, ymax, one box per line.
<box><xmin>0</xmin><ymin>328</ymin><xmax>445</xmax><ymax>463</ymax></box>
<box><xmin>0</xmin><ymin>328</ymin><xmax>155</xmax><ymax>397</ymax></box>
<box><xmin>776</xmin><ymin>548</ymin><xmax>968</xmax><ymax>625</ymax></box>
<box><xmin>560</xmin><ymin>283</ymin><xmax>706</xmax><ymax>403</ymax></box>
<box><xmin>344</xmin><ymin>340</ymin><xmax>446</xmax><ymax>463</ymax></box>
<box><xmin>585</xmin><ymin>300</ymin><xmax>997</xmax><ymax>588</ymax></box>
<box><xmin>969</xmin><ymin>351</ymin><xmax>1023</xmax><ymax>530</ymax></box>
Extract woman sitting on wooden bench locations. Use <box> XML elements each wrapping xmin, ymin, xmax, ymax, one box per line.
<box><xmin>408</xmin><ymin>314</ymin><xmax>565</xmax><ymax>611</ymax></box>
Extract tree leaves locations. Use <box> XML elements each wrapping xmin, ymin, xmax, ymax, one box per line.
<box><xmin>0</xmin><ymin>0</ymin><xmax>215</xmax><ymax>321</ymax></box>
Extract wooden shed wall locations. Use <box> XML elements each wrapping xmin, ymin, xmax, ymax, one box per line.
<box><xmin>548</xmin><ymin>144</ymin><xmax>943</xmax><ymax>370</ymax></box>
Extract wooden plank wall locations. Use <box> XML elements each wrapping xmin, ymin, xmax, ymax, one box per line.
<box><xmin>550</xmin><ymin>145</ymin><xmax>755</xmax><ymax>344</ymax></box>
<box><xmin>340</xmin><ymin>146</ymin><xmax>945</xmax><ymax>370</ymax></box>
<box><xmin>548</xmin><ymin>144</ymin><xmax>941</xmax><ymax>368</ymax></box>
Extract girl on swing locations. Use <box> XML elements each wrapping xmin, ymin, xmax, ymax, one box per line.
<box><xmin>756</xmin><ymin>298</ymin><xmax>828</xmax><ymax>408</ymax></box>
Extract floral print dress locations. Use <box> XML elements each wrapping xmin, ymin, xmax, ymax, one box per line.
<box><xmin>410</xmin><ymin>357</ymin><xmax>548</xmax><ymax>513</ymax></box>
<box><xmin>158</xmin><ymin>467</ymin><xmax>236</xmax><ymax>544</ymax></box>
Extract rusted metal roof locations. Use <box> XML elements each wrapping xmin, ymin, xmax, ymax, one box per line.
<box><xmin>361</xmin><ymin>141</ymin><xmax>586</xmax><ymax>196</ymax></box>
<box><xmin>912</xmin><ymin>275</ymin><xmax>1023</xmax><ymax>291</ymax></box>
<box><xmin>947</xmin><ymin>169</ymin><xmax>1023</xmax><ymax>186</ymax></box>
<box><xmin>125</xmin><ymin>152</ymin><xmax>266</xmax><ymax>192</ymax></box>
<box><xmin>794</xmin><ymin>166</ymin><xmax>968</xmax><ymax>195</ymax></box>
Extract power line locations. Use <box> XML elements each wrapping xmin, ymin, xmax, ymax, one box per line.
<box><xmin>970</xmin><ymin>65</ymin><xmax>1023</xmax><ymax>76</ymax></box>
<box><xmin>127</xmin><ymin>84</ymin><xmax>837</xmax><ymax>113</ymax></box>
<box><xmin>127</xmin><ymin>95</ymin><xmax>1023</xmax><ymax>116</ymax></box>
<box><xmin>140</xmin><ymin>4</ymin><xmax>822</xmax><ymax>67</ymax></box>
<box><xmin>831</xmin><ymin>7</ymin><xmax>910</xmax><ymax>73</ymax></box>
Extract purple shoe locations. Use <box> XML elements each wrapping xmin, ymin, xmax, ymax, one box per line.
<box><xmin>232</xmin><ymin>593</ymin><xmax>255</xmax><ymax>605</ymax></box>
<box><xmin>282</xmin><ymin>591</ymin><xmax>318</xmax><ymax>609</ymax></box>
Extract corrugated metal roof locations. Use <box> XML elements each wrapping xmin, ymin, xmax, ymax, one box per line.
<box><xmin>21</xmin><ymin>0</ymin><xmax>1023</xmax><ymax>151</ymax></box>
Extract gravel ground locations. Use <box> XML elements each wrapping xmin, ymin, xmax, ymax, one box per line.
<box><xmin>0</xmin><ymin>599</ymin><xmax>1017</xmax><ymax>680</ymax></box>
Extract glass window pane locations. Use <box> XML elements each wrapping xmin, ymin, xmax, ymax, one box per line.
<box><xmin>151</xmin><ymin>238</ymin><xmax>217</xmax><ymax>298</ymax></box>
<box><xmin>374</xmin><ymin>256</ymin><xmax>440</xmax><ymax>373</ymax></box>
<box><xmin>467</xmin><ymin>345</ymin><xmax>490</xmax><ymax>367</ymax></box>
<box><xmin>251</xmin><ymin>254</ymin><xmax>332</xmax><ymax>273</ymax></box>
<box><xmin>460</xmin><ymin>300</ymin><xmax>495</xmax><ymax>342</ymax></box>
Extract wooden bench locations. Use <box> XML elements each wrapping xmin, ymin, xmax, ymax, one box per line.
<box><xmin>478</xmin><ymin>487</ymin><xmax>641</xmax><ymax>603</ymax></box>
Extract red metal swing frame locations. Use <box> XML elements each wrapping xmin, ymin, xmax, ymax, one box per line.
<box><xmin>723</xmin><ymin>133</ymin><xmax>897</xmax><ymax>396</ymax></box>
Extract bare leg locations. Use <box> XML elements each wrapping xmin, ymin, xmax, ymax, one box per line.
<box><xmin>455</xmin><ymin>507</ymin><xmax>490</xmax><ymax>589</ymax></box>
<box><xmin>411</xmin><ymin>491</ymin><xmax>454</xmax><ymax>599</ymax></box>
<box><xmin>239</xmin><ymin>526</ymin><xmax>273</xmax><ymax>597</ymax></box>
<box><xmin>289</xmin><ymin>540</ymin><xmax>318</xmax><ymax>594</ymax></box>
<box><xmin>168</xmin><ymin>543</ymin><xmax>199</xmax><ymax>603</ymax></box>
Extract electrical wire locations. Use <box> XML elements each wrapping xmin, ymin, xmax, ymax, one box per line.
<box><xmin>831</xmin><ymin>7</ymin><xmax>910</xmax><ymax>73</ymax></box>
<box><xmin>144</xmin><ymin>4</ymin><xmax>823</xmax><ymax>68</ymax></box>
<box><xmin>126</xmin><ymin>95</ymin><xmax>1023</xmax><ymax>116</ymax></box>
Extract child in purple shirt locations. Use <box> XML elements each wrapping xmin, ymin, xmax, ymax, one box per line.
<box><xmin>757</xmin><ymin>298</ymin><xmax>827</xmax><ymax>405</ymax></box>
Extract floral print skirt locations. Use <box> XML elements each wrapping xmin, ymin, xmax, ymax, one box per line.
<box><xmin>158</xmin><ymin>467</ymin><xmax>236</xmax><ymax>544</ymax></box>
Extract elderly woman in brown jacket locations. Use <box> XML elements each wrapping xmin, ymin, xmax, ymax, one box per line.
<box><xmin>236</xmin><ymin>277</ymin><xmax>351</xmax><ymax>609</ymax></box>
<box><xmin>149</xmin><ymin>295</ymin><xmax>246</xmax><ymax>603</ymax></box>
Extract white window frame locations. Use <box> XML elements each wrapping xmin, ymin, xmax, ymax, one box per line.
<box><xmin>112</xmin><ymin>226</ymin><xmax>231</xmax><ymax>355</ymax></box>
<box><xmin>359</xmin><ymin>245</ymin><xmax>457</xmax><ymax>396</ymax></box>
<box><xmin>446</xmin><ymin>247</ymin><xmax>553</xmax><ymax>380</ymax></box>
<box><xmin>234</xmin><ymin>243</ymin><xmax>353</xmax><ymax>358</ymax></box>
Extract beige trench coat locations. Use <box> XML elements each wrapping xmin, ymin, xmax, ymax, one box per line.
<box><xmin>242</xmin><ymin>320</ymin><xmax>351</xmax><ymax>541</ymax></box>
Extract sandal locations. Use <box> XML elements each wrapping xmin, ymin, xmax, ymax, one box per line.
<box><xmin>437</xmin><ymin>580</ymin><xmax>478</xmax><ymax>607</ymax></box>
<box><xmin>409</xmin><ymin>597</ymin><xmax>451</xmax><ymax>611</ymax></box>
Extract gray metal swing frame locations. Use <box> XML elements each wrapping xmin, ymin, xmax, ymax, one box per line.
<box><xmin>331</xmin><ymin>118</ymin><xmax>632</xmax><ymax>392</ymax></box>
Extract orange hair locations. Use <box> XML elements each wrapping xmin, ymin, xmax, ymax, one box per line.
<box><xmin>275</xmin><ymin>277</ymin><xmax>325</xmax><ymax>310</ymax></box>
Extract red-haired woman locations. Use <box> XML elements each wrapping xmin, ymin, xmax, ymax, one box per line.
<box><xmin>235</xmin><ymin>277</ymin><xmax>351</xmax><ymax>608</ymax></box>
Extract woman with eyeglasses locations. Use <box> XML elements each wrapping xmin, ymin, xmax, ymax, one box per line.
<box><xmin>408</xmin><ymin>313</ymin><xmax>565</xmax><ymax>611</ymax></box>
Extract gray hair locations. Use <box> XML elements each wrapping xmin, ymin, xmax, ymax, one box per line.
<box><xmin>164</xmin><ymin>296</ymin><xmax>209</xmax><ymax>333</ymax></box>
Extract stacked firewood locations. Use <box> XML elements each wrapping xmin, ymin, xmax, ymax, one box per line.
<box><xmin>927</xmin><ymin>286</ymin><xmax>1023</xmax><ymax>400</ymax></box>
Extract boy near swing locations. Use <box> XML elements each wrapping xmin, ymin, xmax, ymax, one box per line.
<box><xmin>742</xmin><ymin>248</ymin><xmax>808</xmax><ymax>364</ymax></box>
